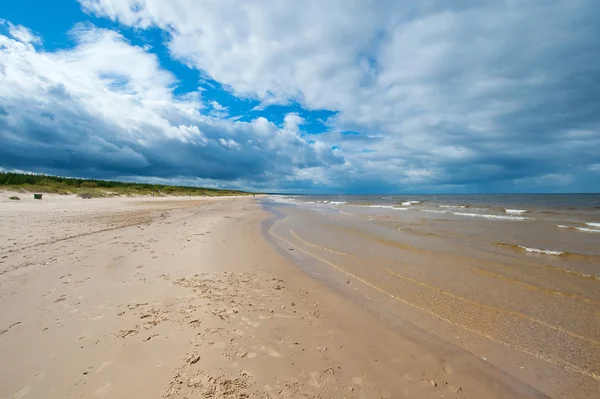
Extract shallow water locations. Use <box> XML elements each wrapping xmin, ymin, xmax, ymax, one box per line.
<box><xmin>265</xmin><ymin>194</ymin><xmax>600</xmax><ymax>398</ymax></box>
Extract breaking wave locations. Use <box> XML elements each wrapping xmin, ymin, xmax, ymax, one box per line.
<box><xmin>519</xmin><ymin>246</ymin><xmax>564</xmax><ymax>256</ymax></box>
<box><xmin>453</xmin><ymin>212</ymin><xmax>529</xmax><ymax>221</ymax></box>
<box><xmin>364</xmin><ymin>205</ymin><xmax>408</xmax><ymax>210</ymax></box>
<box><xmin>558</xmin><ymin>225</ymin><xmax>600</xmax><ymax>233</ymax></box>
<box><xmin>497</xmin><ymin>242</ymin><xmax>564</xmax><ymax>256</ymax></box>
<box><xmin>268</xmin><ymin>195</ymin><xmax>297</xmax><ymax>204</ymax></box>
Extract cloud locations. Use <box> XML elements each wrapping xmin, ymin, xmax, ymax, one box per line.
<box><xmin>73</xmin><ymin>0</ymin><xmax>600</xmax><ymax>192</ymax></box>
<box><xmin>1</xmin><ymin>20</ymin><xmax>42</xmax><ymax>46</ymax></box>
<box><xmin>1</xmin><ymin>1</ymin><xmax>599</xmax><ymax>193</ymax></box>
<box><xmin>208</xmin><ymin>101</ymin><xmax>228</xmax><ymax>118</ymax></box>
<box><xmin>0</xmin><ymin>22</ymin><xmax>342</xmax><ymax>191</ymax></box>
<box><xmin>218</xmin><ymin>138</ymin><xmax>240</xmax><ymax>150</ymax></box>
<box><xmin>283</xmin><ymin>113</ymin><xmax>304</xmax><ymax>132</ymax></box>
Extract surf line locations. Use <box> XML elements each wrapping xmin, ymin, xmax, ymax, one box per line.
<box><xmin>294</xmin><ymin>228</ymin><xmax>600</xmax><ymax>306</ymax></box>
<box><xmin>289</xmin><ymin>230</ymin><xmax>348</xmax><ymax>256</ymax></box>
<box><xmin>268</xmin><ymin>226</ymin><xmax>600</xmax><ymax>382</ymax></box>
<box><xmin>290</xmin><ymin>229</ymin><xmax>600</xmax><ymax>346</ymax></box>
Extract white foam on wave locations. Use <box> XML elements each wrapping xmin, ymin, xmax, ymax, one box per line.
<box><xmin>518</xmin><ymin>246</ymin><xmax>564</xmax><ymax>256</ymax></box>
<box><xmin>365</xmin><ymin>205</ymin><xmax>408</xmax><ymax>210</ymax></box>
<box><xmin>585</xmin><ymin>222</ymin><xmax>600</xmax><ymax>228</ymax></box>
<box><xmin>401</xmin><ymin>201</ymin><xmax>412</xmax><ymax>206</ymax></box>
<box><xmin>268</xmin><ymin>195</ymin><xmax>297</xmax><ymax>204</ymax></box>
<box><xmin>439</xmin><ymin>205</ymin><xmax>466</xmax><ymax>209</ymax></box>
<box><xmin>576</xmin><ymin>227</ymin><xmax>600</xmax><ymax>233</ymax></box>
<box><xmin>329</xmin><ymin>201</ymin><xmax>347</xmax><ymax>205</ymax></box>
<box><xmin>453</xmin><ymin>212</ymin><xmax>529</xmax><ymax>220</ymax></box>
<box><xmin>505</xmin><ymin>209</ymin><xmax>528</xmax><ymax>214</ymax></box>
<box><xmin>558</xmin><ymin>224</ymin><xmax>600</xmax><ymax>233</ymax></box>
<box><xmin>421</xmin><ymin>210</ymin><xmax>447</xmax><ymax>214</ymax></box>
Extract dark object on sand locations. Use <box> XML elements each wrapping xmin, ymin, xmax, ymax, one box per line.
<box><xmin>33</xmin><ymin>193</ymin><xmax>43</xmax><ymax>200</ymax></box>
<box><xmin>81</xmin><ymin>194</ymin><xmax>92</xmax><ymax>199</ymax></box>
<box><xmin>9</xmin><ymin>196</ymin><xmax>20</xmax><ymax>200</ymax></box>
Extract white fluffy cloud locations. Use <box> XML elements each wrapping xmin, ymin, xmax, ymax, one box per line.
<box><xmin>75</xmin><ymin>0</ymin><xmax>600</xmax><ymax>192</ymax></box>
<box><xmin>5</xmin><ymin>22</ymin><xmax>41</xmax><ymax>45</ymax></box>
<box><xmin>0</xmin><ymin>22</ymin><xmax>342</xmax><ymax>191</ymax></box>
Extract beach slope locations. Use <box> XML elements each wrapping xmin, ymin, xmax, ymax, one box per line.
<box><xmin>0</xmin><ymin>195</ymin><xmax>542</xmax><ymax>398</ymax></box>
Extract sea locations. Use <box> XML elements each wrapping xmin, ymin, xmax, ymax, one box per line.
<box><xmin>263</xmin><ymin>193</ymin><xmax>600</xmax><ymax>397</ymax></box>
<box><xmin>269</xmin><ymin>193</ymin><xmax>600</xmax><ymax>253</ymax></box>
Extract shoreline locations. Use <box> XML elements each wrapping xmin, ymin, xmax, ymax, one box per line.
<box><xmin>0</xmin><ymin>196</ymin><xmax>574</xmax><ymax>398</ymax></box>
<box><xmin>262</xmin><ymin>199</ymin><xmax>600</xmax><ymax>398</ymax></box>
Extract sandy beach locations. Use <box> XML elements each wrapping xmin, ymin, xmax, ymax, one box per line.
<box><xmin>0</xmin><ymin>193</ymin><xmax>583</xmax><ymax>398</ymax></box>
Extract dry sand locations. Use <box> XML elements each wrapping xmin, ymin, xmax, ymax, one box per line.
<box><xmin>0</xmin><ymin>193</ymin><xmax>545</xmax><ymax>398</ymax></box>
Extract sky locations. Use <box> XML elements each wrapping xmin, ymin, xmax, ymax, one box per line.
<box><xmin>0</xmin><ymin>1</ymin><xmax>599</xmax><ymax>194</ymax></box>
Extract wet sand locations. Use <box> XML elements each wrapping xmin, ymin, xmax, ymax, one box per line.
<box><xmin>0</xmin><ymin>193</ymin><xmax>581</xmax><ymax>398</ymax></box>
<box><xmin>268</xmin><ymin>201</ymin><xmax>600</xmax><ymax>398</ymax></box>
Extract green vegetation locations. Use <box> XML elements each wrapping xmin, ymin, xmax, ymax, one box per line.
<box><xmin>9</xmin><ymin>196</ymin><xmax>20</xmax><ymax>200</ymax></box>
<box><xmin>0</xmin><ymin>172</ymin><xmax>252</xmax><ymax>197</ymax></box>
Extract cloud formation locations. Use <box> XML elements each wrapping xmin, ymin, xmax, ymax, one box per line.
<box><xmin>0</xmin><ymin>21</ymin><xmax>342</xmax><ymax>191</ymax></box>
<box><xmin>1</xmin><ymin>1</ymin><xmax>599</xmax><ymax>192</ymax></box>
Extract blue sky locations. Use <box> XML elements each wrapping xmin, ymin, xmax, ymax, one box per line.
<box><xmin>1</xmin><ymin>0</ymin><xmax>599</xmax><ymax>193</ymax></box>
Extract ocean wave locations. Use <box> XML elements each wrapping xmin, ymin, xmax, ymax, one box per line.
<box><xmin>505</xmin><ymin>209</ymin><xmax>528</xmax><ymax>214</ymax></box>
<box><xmin>574</xmin><ymin>227</ymin><xmax>600</xmax><ymax>233</ymax></box>
<box><xmin>518</xmin><ymin>246</ymin><xmax>564</xmax><ymax>256</ymax></box>
<box><xmin>439</xmin><ymin>205</ymin><xmax>466</xmax><ymax>209</ymax></box>
<box><xmin>497</xmin><ymin>242</ymin><xmax>564</xmax><ymax>256</ymax></box>
<box><xmin>399</xmin><ymin>201</ymin><xmax>422</xmax><ymax>206</ymax></box>
<box><xmin>365</xmin><ymin>205</ymin><xmax>408</xmax><ymax>210</ymax></box>
<box><xmin>585</xmin><ymin>222</ymin><xmax>600</xmax><ymax>228</ymax></box>
<box><xmin>453</xmin><ymin>212</ymin><xmax>529</xmax><ymax>220</ymax></box>
<box><xmin>421</xmin><ymin>210</ymin><xmax>447</xmax><ymax>214</ymax></box>
<box><xmin>329</xmin><ymin>201</ymin><xmax>347</xmax><ymax>205</ymax></box>
<box><xmin>558</xmin><ymin>225</ymin><xmax>600</xmax><ymax>233</ymax></box>
<box><xmin>268</xmin><ymin>195</ymin><xmax>297</xmax><ymax>204</ymax></box>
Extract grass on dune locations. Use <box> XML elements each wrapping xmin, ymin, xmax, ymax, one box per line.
<box><xmin>0</xmin><ymin>172</ymin><xmax>253</xmax><ymax>198</ymax></box>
